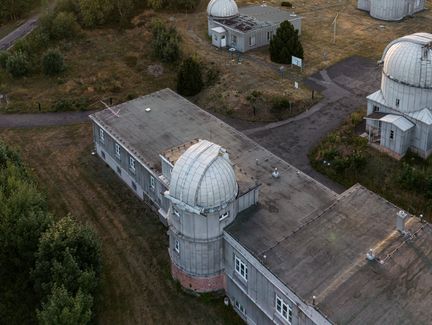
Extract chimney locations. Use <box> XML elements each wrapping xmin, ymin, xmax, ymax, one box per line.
<box><xmin>396</xmin><ymin>210</ymin><xmax>408</xmax><ymax>233</ymax></box>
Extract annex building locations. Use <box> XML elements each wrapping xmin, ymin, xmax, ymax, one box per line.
<box><xmin>207</xmin><ymin>0</ymin><xmax>301</xmax><ymax>53</ymax></box>
<box><xmin>357</xmin><ymin>0</ymin><xmax>425</xmax><ymax>21</ymax></box>
<box><xmin>365</xmin><ymin>33</ymin><xmax>432</xmax><ymax>159</ymax></box>
<box><xmin>90</xmin><ymin>88</ymin><xmax>432</xmax><ymax>324</ymax></box>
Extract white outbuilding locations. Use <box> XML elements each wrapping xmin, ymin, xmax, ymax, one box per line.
<box><xmin>357</xmin><ymin>0</ymin><xmax>425</xmax><ymax>21</ymax></box>
<box><xmin>365</xmin><ymin>33</ymin><xmax>432</xmax><ymax>159</ymax></box>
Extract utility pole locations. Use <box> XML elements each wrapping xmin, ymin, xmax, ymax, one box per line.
<box><xmin>332</xmin><ymin>13</ymin><xmax>339</xmax><ymax>44</ymax></box>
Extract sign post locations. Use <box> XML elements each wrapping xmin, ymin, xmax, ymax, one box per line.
<box><xmin>291</xmin><ymin>56</ymin><xmax>303</xmax><ymax>72</ymax></box>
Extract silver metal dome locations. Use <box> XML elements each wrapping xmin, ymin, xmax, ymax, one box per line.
<box><xmin>170</xmin><ymin>140</ymin><xmax>238</xmax><ymax>211</ymax></box>
<box><xmin>382</xmin><ymin>33</ymin><xmax>432</xmax><ymax>89</ymax></box>
<box><xmin>207</xmin><ymin>0</ymin><xmax>239</xmax><ymax>18</ymax></box>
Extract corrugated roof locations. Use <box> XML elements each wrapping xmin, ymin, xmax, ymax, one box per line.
<box><xmin>366</xmin><ymin>90</ymin><xmax>387</xmax><ymax>106</ymax></box>
<box><xmin>407</xmin><ymin>108</ymin><xmax>432</xmax><ymax>125</ymax></box>
<box><xmin>380</xmin><ymin>114</ymin><xmax>415</xmax><ymax>131</ymax></box>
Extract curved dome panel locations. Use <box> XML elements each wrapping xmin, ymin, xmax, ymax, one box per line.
<box><xmin>170</xmin><ymin>140</ymin><xmax>238</xmax><ymax>210</ymax></box>
<box><xmin>207</xmin><ymin>0</ymin><xmax>239</xmax><ymax>18</ymax></box>
<box><xmin>383</xmin><ymin>41</ymin><xmax>432</xmax><ymax>89</ymax></box>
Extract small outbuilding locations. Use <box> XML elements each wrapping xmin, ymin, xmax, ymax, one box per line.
<box><xmin>207</xmin><ymin>0</ymin><xmax>301</xmax><ymax>52</ymax></box>
<box><xmin>357</xmin><ymin>0</ymin><xmax>425</xmax><ymax>21</ymax></box>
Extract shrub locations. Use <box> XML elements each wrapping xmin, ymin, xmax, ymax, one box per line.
<box><xmin>78</xmin><ymin>0</ymin><xmax>114</xmax><ymax>27</ymax></box>
<box><xmin>6</xmin><ymin>51</ymin><xmax>31</xmax><ymax>77</ymax></box>
<box><xmin>42</xmin><ymin>49</ymin><xmax>65</xmax><ymax>76</ymax></box>
<box><xmin>281</xmin><ymin>1</ymin><xmax>293</xmax><ymax>7</ymax></box>
<box><xmin>269</xmin><ymin>20</ymin><xmax>303</xmax><ymax>64</ymax></box>
<box><xmin>271</xmin><ymin>97</ymin><xmax>291</xmax><ymax>118</ymax></box>
<box><xmin>0</xmin><ymin>51</ymin><xmax>10</xmax><ymax>69</ymax></box>
<box><xmin>151</xmin><ymin>20</ymin><xmax>181</xmax><ymax>63</ymax></box>
<box><xmin>177</xmin><ymin>57</ymin><xmax>203</xmax><ymax>96</ymax></box>
<box><xmin>51</xmin><ymin>12</ymin><xmax>80</xmax><ymax>40</ymax></box>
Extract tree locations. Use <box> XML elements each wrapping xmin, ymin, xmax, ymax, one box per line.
<box><xmin>42</xmin><ymin>49</ymin><xmax>65</xmax><ymax>76</ymax></box>
<box><xmin>175</xmin><ymin>0</ymin><xmax>200</xmax><ymax>10</ymax></box>
<box><xmin>177</xmin><ymin>57</ymin><xmax>203</xmax><ymax>96</ymax></box>
<box><xmin>37</xmin><ymin>285</ymin><xmax>93</xmax><ymax>325</ymax></box>
<box><xmin>269</xmin><ymin>20</ymin><xmax>303</xmax><ymax>64</ymax></box>
<box><xmin>51</xmin><ymin>12</ymin><xmax>80</xmax><ymax>40</ymax></box>
<box><xmin>0</xmin><ymin>51</ymin><xmax>10</xmax><ymax>69</ymax></box>
<box><xmin>78</xmin><ymin>0</ymin><xmax>114</xmax><ymax>27</ymax></box>
<box><xmin>33</xmin><ymin>216</ymin><xmax>101</xmax><ymax>299</ymax></box>
<box><xmin>0</xmin><ymin>0</ymin><xmax>35</xmax><ymax>21</ymax></box>
<box><xmin>5</xmin><ymin>50</ymin><xmax>31</xmax><ymax>77</ymax></box>
<box><xmin>151</xmin><ymin>20</ymin><xmax>181</xmax><ymax>63</ymax></box>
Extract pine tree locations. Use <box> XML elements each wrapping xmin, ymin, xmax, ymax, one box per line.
<box><xmin>269</xmin><ymin>20</ymin><xmax>304</xmax><ymax>64</ymax></box>
<box><xmin>177</xmin><ymin>57</ymin><xmax>203</xmax><ymax>97</ymax></box>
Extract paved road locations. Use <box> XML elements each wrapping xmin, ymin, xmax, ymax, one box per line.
<box><xmin>239</xmin><ymin>56</ymin><xmax>381</xmax><ymax>193</ymax></box>
<box><xmin>0</xmin><ymin>16</ymin><xmax>39</xmax><ymax>50</ymax></box>
<box><xmin>0</xmin><ymin>110</ymin><xmax>98</xmax><ymax>128</ymax></box>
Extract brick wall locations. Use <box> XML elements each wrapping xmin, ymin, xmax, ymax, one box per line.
<box><xmin>171</xmin><ymin>262</ymin><xmax>225</xmax><ymax>293</ymax></box>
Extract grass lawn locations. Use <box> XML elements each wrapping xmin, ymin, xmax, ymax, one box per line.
<box><xmin>309</xmin><ymin>112</ymin><xmax>432</xmax><ymax>219</ymax></box>
<box><xmin>0</xmin><ymin>124</ymin><xmax>243</xmax><ymax>325</ymax></box>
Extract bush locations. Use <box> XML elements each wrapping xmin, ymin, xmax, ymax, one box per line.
<box><xmin>42</xmin><ymin>49</ymin><xmax>65</xmax><ymax>76</ymax></box>
<box><xmin>51</xmin><ymin>12</ymin><xmax>80</xmax><ymax>40</ymax></box>
<box><xmin>6</xmin><ymin>51</ymin><xmax>31</xmax><ymax>77</ymax></box>
<box><xmin>269</xmin><ymin>20</ymin><xmax>303</xmax><ymax>64</ymax></box>
<box><xmin>271</xmin><ymin>97</ymin><xmax>291</xmax><ymax>117</ymax></box>
<box><xmin>0</xmin><ymin>51</ymin><xmax>10</xmax><ymax>69</ymax></box>
<box><xmin>281</xmin><ymin>1</ymin><xmax>292</xmax><ymax>7</ymax></box>
<box><xmin>78</xmin><ymin>0</ymin><xmax>114</xmax><ymax>27</ymax></box>
<box><xmin>177</xmin><ymin>57</ymin><xmax>203</xmax><ymax>96</ymax></box>
<box><xmin>151</xmin><ymin>20</ymin><xmax>181</xmax><ymax>63</ymax></box>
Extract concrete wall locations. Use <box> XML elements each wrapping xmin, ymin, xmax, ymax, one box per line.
<box><xmin>224</xmin><ymin>233</ymin><xmax>331</xmax><ymax>325</ymax></box>
<box><xmin>381</xmin><ymin>74</ymin><xmax>432</xmax><ymax>114</ymax></box>
<box><xmin>359</xmin><ymin>0</ymin><xmax>425</xmax><ymax>20</ymax></box>
<box><xmin>92</xmin><ymin>121</ymin><xmax>170</xmax><ymax>220</ymax></box>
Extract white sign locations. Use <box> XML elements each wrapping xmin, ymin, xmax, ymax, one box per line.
<box><xmin>291</xmin><ymin>56</ymin><xmax>303</xmax><ymax>68</ymax></box>
<box><xmin>294</xmin><ymin>82</ymin><xmax>299</xmax><ymax>89</ymax></box>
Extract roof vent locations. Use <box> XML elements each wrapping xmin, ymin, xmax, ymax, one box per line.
<box><xmin>272</xmin><ymin>168</ymin><xmax>280</xmax><ymax>178</ymax></box>
<box><xmin>396</xmin><ymin>210</ymin><xmax>408</xmax><ymax>233</ymax></box>
<box><xmin>366</xmin><ymin>249</ymin><xmax>375</xmax><ymax>261</ymax></box>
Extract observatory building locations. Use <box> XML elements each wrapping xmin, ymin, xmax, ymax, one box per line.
<box><xmin>207</xmin><ymin>0</ymin><xmax>301</xmax><ymax>52</ymax></box>
<box><xmin>365</xmin><ymin>33</ymin><xmax>432</xmax><ymax>159</ymax></box>
<box><xmin>357</xmin><ymin>0</ymin><xmax>425</xmax><ymax>21</ymax></box>
<box><xmin>90</xmin><ymin>89</ymin><xmax>432</xmax><ymax>324</ymax></box>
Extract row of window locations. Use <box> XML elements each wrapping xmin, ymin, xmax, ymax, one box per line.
<box><xmin>234</xmin><ymin>255</ymin><xmax>293</xmax><ymax>323</ymax></box>
<box><xmin>99</xmin><ymin>128</ymin><xmax>155</xmax><ymax>190</ymax></box>
<box><xmin>172</xmin><ymin>208</ymin><xmax>230</xmax><ymax>221</ymax></box>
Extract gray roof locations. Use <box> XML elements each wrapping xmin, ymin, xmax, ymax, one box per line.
<box><xmin>169</xmin><ymin>140</ymin><xmax>238</xmax><ymax>211</ymax></box>
<box><xmin>239</xmin><ymin>5</ymin><xmax>300</xmax><ymax>25</ymax></box>
<box><xmin>90</xmin><ymin>89</ymin><xmax>432</xmax><ymax>324</ymax></box>
<box><xmin>228</xmin><ymin>184</ymin><xmax>432</xmax><ymax>324</ymax></box>
<box><xmin>380</xmin><ymin>114</ymin><xmax>415</xmax><ymax>131</ymax></box>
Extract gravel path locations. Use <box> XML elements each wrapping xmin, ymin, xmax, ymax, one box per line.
<box><xmin>0</xmin><ymin>16</ymin><xmax>39</xmax><ymax>50</ymax></box>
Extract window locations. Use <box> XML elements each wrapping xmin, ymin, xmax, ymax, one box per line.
<box><xmin>116</xmin><ymin>166</ymin><xmax>121</xmax><ymax>175</ymax></box>
<box><xmin>276</xmin><ymin>295</ymin><xmax>292</xmax><ymax>324</ymax></box>
<box><xmin>232</xmin><ymin>35</ymin><xmax>237</xmax><ymax>45</ymax></box>
<box><xmin>234</xmin><ymin>255</ymin><xmax>248</xmax><ymax>281</ymax></box>
<box><xmin>101</xmin><ymin>151</ymin><xmax>105</xmax><ymax>159</ymax></box>
<box><xmin>99</xmin><ymin>128</ymin><xmax>105</xmax><ymax>143</ymax></box>
<box><xmin>150</xmin><ymin>176</ymin><xmax>155</xmax><ymax>191</ymax></box>
<box><xmin>267</xmin><ymin>31</ymin><xmax>273</xmax><ymax>41</ymax></box>
<box><xmin>173</xmin><ymin>208</ymin><xmax>180</xmax><ymax>217</ymax></box>
<box><xmin>132</xmin><ymin>181</ymin><xmax>137</xmax><ymax>191</ymax></box>
<box><xmin>390</xmin><ymin>130</ymin><xmax>394</xmax><ymax>140</ymax></box>
<box><xmin>174</xmin><ymin>239</ymin><xmax>180</xmax><ymax>253</ymax></box>
<box><xmin>129</xmin><ymin>156</ymin><xmax>136</xmax><ymax>173</ymax></box>
<box><xmin>219</xmin><ymin>211</ymin><xmax>229</xmax><ymax>221</ymax></box>
<box><xmin>115</xmin><ymin>143</ymin><xmax>121</xmax><ymax>159</ymax></box>
<box><xmin>396</xmin><ymin>99</ymin><xmax>400</xmax><ymax>107</ymax></box>
<box><xmin>235</xmin><ymin>300</ymin><xmax>246</xmax><ymax>316</ymax></box>
<box><xmin>249</xmin><ymin>35</ymin><xmax>256</xmax><ymax>46</ymax></box>
<box><xmin>373</xmin><ymin>105</ymin><xmax>379</xmax><ymax>112</ymax></box>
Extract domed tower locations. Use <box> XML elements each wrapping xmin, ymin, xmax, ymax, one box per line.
<box><xmin>207</xmin><ymin>0</ymin><xmax>239</xmax><ymax>36</ymax></box>
<box><xmin>165</xmin><ymin>140</ymin><xmax>238</xmax><ymax>292</ymax></box>
<box><xmin>380</xmin><ymin>33</ymin><xmax>432</xmax><ymax>113</ymax></box>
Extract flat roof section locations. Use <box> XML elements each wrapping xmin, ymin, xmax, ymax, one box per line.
<box><xmin>239</xmin><ymin>5</ymin><xmax>301</xmax><ymax>25</ymax></box>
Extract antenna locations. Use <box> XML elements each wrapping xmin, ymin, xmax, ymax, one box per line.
<box><xmin>331</xmin><ymin>13</ymin><xmax>339</xmax><ymax>44</ymax></box>
<box><xmin>100</xmin><ymin>100</ymin><xmax>120</xmax><ymax>117</ymax></box>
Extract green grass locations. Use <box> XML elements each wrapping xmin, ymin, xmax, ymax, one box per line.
<box><xmin>309</xmin><ymin>111</ymin><xmax>432</xmax><ymax>219</ymax></box>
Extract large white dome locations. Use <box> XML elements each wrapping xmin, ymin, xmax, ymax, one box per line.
<box><xmin>207</xmin><ymin>0</ymin><xmax>239</xmax><ymax>18</ymax></box>
<box><xmin>382</xmin><ymin>33</ymin><xmax>432</xmax><ymax>89</ymax></box>
<box><xmin>169</xmin><ymin>140</ymin><xmax>238</xmax><ymax>211</ymax></box>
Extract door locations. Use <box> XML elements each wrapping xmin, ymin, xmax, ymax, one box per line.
<box><xmin>221</xmin><ymin>35</ymin><xmax>226</xmax><ymax>48</ymax></box>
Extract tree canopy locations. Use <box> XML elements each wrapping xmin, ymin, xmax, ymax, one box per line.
<box><xmin>269</xmin><ymin>20</ymin><xmax>304</xmax><ymax>64</ymax></box>
<box><xmin>177</xmin><ymin>56</ymin><xmax>203</xmax><ymax>96</ymax></box>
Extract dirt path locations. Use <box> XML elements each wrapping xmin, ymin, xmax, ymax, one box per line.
<box><xmin>0</xmin><ymin>15</ymin><xmax>39</xmax><ymax>50</ymax></box>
